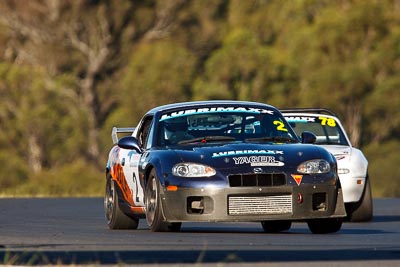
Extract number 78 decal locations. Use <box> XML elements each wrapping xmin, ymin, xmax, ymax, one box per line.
<box><xmin>319</xmin><ymin>117</ymin><xmax>336</xmax><ymax>127</ymax></box>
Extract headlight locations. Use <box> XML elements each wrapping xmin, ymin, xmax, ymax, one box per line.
<box><xmin>338</xmin><ymin>168</ymin><xmax>350</xmax><ymax>174</ymax></box>
<box><xmin>172</xmin><ymin>163</ymin><xmax>216</xmax><ymax>177</ymax></box>
<box><xmin>297</xmin><ymin>159</ymin><xmax>330</xmax><ymax>174</ymax></box>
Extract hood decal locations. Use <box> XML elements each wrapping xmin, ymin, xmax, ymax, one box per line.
<box><xmin>291</xmin><ymin>174</ymin><xmax>303</xmax><ymax>186</ymax></box>
<box><xmin>334</xmin><ymin>155</ymin><xmax>347</xmax><ymax>161</ymax></box>
<box><xmin>212</xmin><ymin>149</ymin><xmax>284</xmax><ymax>158</ymax></box>
<box><xmin>233</xmin><ymin>156</ymin><xmax>284</xmax><ymax>166</ymax></box>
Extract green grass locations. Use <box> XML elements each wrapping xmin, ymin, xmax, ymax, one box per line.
<box><xmin>0</xmin><ymin>160</ymin><xmax>104</xmax><ymax>197</ymax></box>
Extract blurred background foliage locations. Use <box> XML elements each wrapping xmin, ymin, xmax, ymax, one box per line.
<box><xmin>0</xmin><ymin>0</ymin><xmax>398</xmax><ymax>197</ymax></box>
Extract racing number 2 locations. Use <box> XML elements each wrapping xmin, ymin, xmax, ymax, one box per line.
<box><xmin>273</xmin><ymin>120</ymin><xmax>288</xmax><ymax>132</ymax></box>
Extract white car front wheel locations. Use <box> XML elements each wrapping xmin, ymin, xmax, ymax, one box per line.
<box><xmin>346</xmin><ymin>176</ymin><xmax>373</xmax><ymax>222</ymax></box>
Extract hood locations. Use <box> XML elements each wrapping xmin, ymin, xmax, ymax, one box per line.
<box><xmin>320</xmin><ymin>145</ymin><xmax>352</xmax><ymax>165</ymax></box>
<box><xmin>319</xmin><ymin>145</ymin><xmax>368</xmax><ymax>174</ymax></box>
<box><xmin>167</xmin><ymin>142</ymin><xmax>326</xmax><ymax>171</ymax></box>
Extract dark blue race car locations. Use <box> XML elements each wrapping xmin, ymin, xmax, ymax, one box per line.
<box><xmin>105</xmin><ymin>101</ymin><xmax>346</xmax><ymax>233</ymax></box>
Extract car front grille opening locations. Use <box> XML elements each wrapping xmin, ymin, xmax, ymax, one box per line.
<box><xmin>187</xmin><ymin>196</ymin><xmax>213</xmax><ymax>215</ymax></box>
<box><xmin>229</xmin><ymin>173</ymin><xmax>286</xmax><ymax>187</ymax></box>
<box><xmin>228</xmin><ymin>194</ymin><xmax>293</xmax><ymax>215</ymax></box>
<box><xmin>312</xmin><ymin>193</ymin><xmax>327</xmax><ymax>211</ymax></box>
<box><xmin>187</xmin><ymin>196</ymin><xmax>204</xmax><ymax>214</ymax></box>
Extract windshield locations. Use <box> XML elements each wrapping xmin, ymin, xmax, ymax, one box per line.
<box><xmin>157</xmin><ymin>107</ymin><xmax>298</xmax><ymax>146</ymax></box>
<box><xmin>284</xmin><ymin>115</ymin><xmax>349</xmax><ymax>146</ymax></box>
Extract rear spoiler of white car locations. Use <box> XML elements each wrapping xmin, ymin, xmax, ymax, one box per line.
<box><xmin>280</xmin><ymin>108</ymin><xmax>338</xmax><ymax>117</ymax></box>
<box><xmin>111</xmin><ymin>127</ymin><xmax>136</xmax><ymax>144</ymax></box>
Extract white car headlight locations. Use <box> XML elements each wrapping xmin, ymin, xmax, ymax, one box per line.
<box><xmin>297</xmin><ymin>159</ymin><xmax>330</xmax><ymax>174</ymax></box>
<box><xmin>338</xmin><ymin>168</ymin><xmax>350</xmax><ymax>174</ymax></box>
<box><xmin>172</xmin><ymin>163</ymin><xmax>216</xmax><ymax>177</ymax></box>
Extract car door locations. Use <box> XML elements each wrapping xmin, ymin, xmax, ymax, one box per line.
<box><xmin>120</xmin><ymin>115</ymin><xmax>153</xmax><ymax>207</ymax></box>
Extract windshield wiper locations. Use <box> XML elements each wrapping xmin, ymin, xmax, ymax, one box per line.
<box><xmin>178</xmin><ymin>136</ymin><xmax>236</xmax><ymax>144</ymax></box>
<box><xmin>245</xmin><ymin>136</ymin><xmax>298</xmax><ymax>143</ymax></box>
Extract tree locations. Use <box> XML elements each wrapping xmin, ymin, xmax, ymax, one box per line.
<box><xmin>0</xmin><ymin>63</ymin><xmax>87</xmax><ymax>179</ymax></box>
<box><xmin>0</xmin><ymin>0</ymin><xmax>194</xmax><ymax>166</ymax></box>
<box><xmin>0</xmin><ymin>1</ymin><xmax>129</xmax><ymax>166</ymax></box>
<box><xmin>119</xmin><ymin>39</ymin><xmax>196</xmax><ymax>124</ymax></box>
<box><xmin>192</xmin><ymin>28</ymin><xmax>269</xmax><ymax>101</ymax></box>
<box><xmin>287</xmin><ymin>0</ymin><xmax>391</xmax><ymax>147</ymax></box>
<box><xmin>0</xmin><ymin>0</ymin><xmax>399</xmax><ymax>197</ymax></box>
<box><xmin>191</xmin><ymin>0</ymin><xmax>301</xmax><ymax>107</ymax></box>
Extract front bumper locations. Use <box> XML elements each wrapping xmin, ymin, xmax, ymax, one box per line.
<box><xmin>160</xmin><ymin>184</ymin><xmax>346</xmax><ymax>222</ymax></box>
<box><xmin>339</xmin><ymin>173</ymin><xmax>366</xmax><ymax>203</ymax></box>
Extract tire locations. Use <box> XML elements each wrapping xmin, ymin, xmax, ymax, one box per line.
<box><xmin>104</xmin><ymin>176</ymin><xmax>139</xmax><ymax>229</ymax></box>
<box><xmin>145</xmin><ymin>169</ymin><xmax>181</xmax><ymax>232</ymax></box>
<box><xmin>261</xmin><ymin>220</ymin><xmax>292</xmax><ymax>233</ymax></box>
<box><xmin>347</xmin><ymin>177</ymin><xmax>373</xmax><ymax>222</ymax></box>
<box><xmin>307</xmin><ymin>218</ymin><xmax>342</xmax><ymax>234</ymax></box>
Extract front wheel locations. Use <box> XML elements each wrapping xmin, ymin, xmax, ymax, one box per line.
<box><xmin>347</xmin><ymin>177</ymin><xmax>373</xmax><ymax>222</ymax></box>
<box><xmin>104</xmin><ymin>176</ymin><xmax>139</xmax><ymax>229</ymax></box>
<box><xmin>145</xmin><ymin>169</ymin><xmax>181</xmax><ymax>232</ymax></box>
<box><xmin>307</xmin><ymin>218</ymin><xmax>342</xmax><ymax>234</ymax></box>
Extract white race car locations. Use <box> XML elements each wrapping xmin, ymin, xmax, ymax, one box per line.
<box><xmin>282</xmin><ymin>108</ymin><xmax>373</xmax><ymax>222</ymax></box>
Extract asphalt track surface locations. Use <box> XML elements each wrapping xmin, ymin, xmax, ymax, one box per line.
<box><xmin>0</xmin><ymin>198</ymin><xmax>399</xmax><ymax>266</ymax></box>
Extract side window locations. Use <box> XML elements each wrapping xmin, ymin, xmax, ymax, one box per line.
<box><xmin>137</xmin><ymin>116</ymin><xmax>153</xmax><ymax>149</ymax></box>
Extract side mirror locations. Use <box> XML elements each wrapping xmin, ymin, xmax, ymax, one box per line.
<box><xmin>117</xmin><ymin>136</ymin><xmax>143</xmax><ymax>153</ymax></box>
<box><xmin>301</xmin><ymin>131</ymin><xmax>317</xmax><ymax>144</ymax></box>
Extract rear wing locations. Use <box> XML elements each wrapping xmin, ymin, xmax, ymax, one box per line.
<box><xmin>111</xmin><ymin>127</ymin><xmax>135</xmax><ymax>144</ymax></box>
<box><xmin>280</xmin><ymin>108</ymin><xmax>338</xmax><ymax>118</ymax></box>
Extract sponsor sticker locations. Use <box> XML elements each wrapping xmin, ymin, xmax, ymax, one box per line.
<box><xmin>285</xmin><ymin>116</ymin><xmax>316</xmax><ymax>123</ymax></box>
<box><xmin>291</xmin><ymin>174</ymin><xmax>303</xmax><ymax>186</ymax></box>
<box><xmin>334</xmin><ymin>155</ymin><xmax>346</xmax><ymax>161</ymax></box>
<box><xmin>127</xmin><ymin>151</ymin><xmax>141</xmax><ymax>167</ymax></box>
<box><xmin>212</xmin><ymin>149</ymin><xmax>284</xmax><ymax>158</ymax></box>
<box><xmin>160</xmin><ymin>106</ymin><xmax>274</xmax><ymax>121</ymax></box>
<box><xmin>233</xmin><ymin>156</ymin><xmax>284</xmax><ymax>166</ymax></box>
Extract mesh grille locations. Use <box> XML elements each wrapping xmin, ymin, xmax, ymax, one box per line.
<box><xmin>228</xmin><ymin>173</ymin><xmax>286</xmax><ymax>187</ymax></box>
<box><xmin>228</xmin><ymin>195</ymin><xmax>292</xmax><ymax>215</ymax></box>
